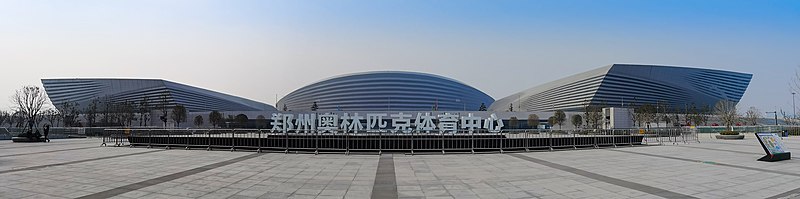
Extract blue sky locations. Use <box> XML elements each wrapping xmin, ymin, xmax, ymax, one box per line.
<box><xmin>0</xmin><ymin>0</ymin><xmax>798</xmax><ymax>114</ymax></box>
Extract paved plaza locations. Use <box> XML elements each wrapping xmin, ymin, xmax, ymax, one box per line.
<box><xmin>1</xmin><ymin>135</ymin><xmax>799</xmax><ymax>199</ymax></box>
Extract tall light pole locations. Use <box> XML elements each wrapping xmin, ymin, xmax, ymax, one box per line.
<box><xmin>793</xmin><ymin>92</ymin><xmax>796</xmax><ymax>119</ymax></box>
<box><xmin>767</xmin><ymin>111</ymin><xmax>778</xmax><ymax>126</ymax></box>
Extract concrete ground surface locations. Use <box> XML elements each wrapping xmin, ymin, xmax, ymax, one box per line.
<box><xmin>0</xmin><ymin>134</ymin><xmax>798</xmax><ymax>199</ymax></box>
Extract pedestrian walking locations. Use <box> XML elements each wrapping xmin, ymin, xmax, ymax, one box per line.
<box><xmin>44</xmin><ymin>125</ymin><xmax>50</xmax><ymax>142</ymax></box>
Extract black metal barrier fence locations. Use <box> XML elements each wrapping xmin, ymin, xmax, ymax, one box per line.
<box><xmin>101</xmin><ymin>128</ymin><xmax>698</xmax><ymax>155</ymax></box>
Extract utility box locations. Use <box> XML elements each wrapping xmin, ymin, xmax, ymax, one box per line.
<box><xmin>603</xmin><ymin>107</ymin><xmax>634</xmax><ymax>129</ymax></box>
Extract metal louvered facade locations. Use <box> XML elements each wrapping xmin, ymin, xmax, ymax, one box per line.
<box><xmin>42</xmin><ymin>79</ymin><xmax>276</xmax><ymax>112</ymax></box>
<box><xmin>277</xmin><ymin>71</ymin><xmax>495</xmax><ymax>112</ymax></box>
<box><xmin>489</xmin><ymin>64</ymin><xmax>752</xmax><ymax>112</ymax></box>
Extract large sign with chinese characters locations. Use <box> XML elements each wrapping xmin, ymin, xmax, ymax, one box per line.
<box><xmin>269</xmin><ymin>112</ymin><xmax>504</xmax><ymax>133</ymax></box>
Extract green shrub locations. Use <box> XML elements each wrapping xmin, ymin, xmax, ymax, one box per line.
<box><xmin>719</xmin><ymin>130</ymin><xmax>740</xmax><ymax>135</ymax></box>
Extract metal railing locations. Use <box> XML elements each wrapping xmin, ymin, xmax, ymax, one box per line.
<box><xmin>100</xmin><ymin>128</ymin><xmax>699</xmax><ymax>155</ymax></box>
<box><xmin>1</xmin><ymin>127</ymin><xmax>89</xmax><ymax>140</ymax></box>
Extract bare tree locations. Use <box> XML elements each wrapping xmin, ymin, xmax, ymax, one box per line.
<box><xmin>157</xmin><ymin>94</ymin><xmax>169</xmax><ymax>127</ymax></box>
<box><xmin>10</xmin><ymin>86</ymin><xmax>49</xmax><ymax>129</ymax></box>
<box><xmin>553</xmin><ymin>110</ymin><xmax>566</xmax><ymax>129</ymax></box>
<box><xmin>659</xmin><ymin>102</ymin><xmax>671</xmax><ymax>127</ymax></box>
<box><xmin>571</xmin><ymin>114</ymin><xmax>583</xmax><ymax>129</ymax></box>
<box><xmin>671</xmin><ymin>107</ymin><xmax>681</xmax><ymax>127</ymax></box>
<box><xmin>171</xmin><ymin>105</ymin><xmax>187</xmax><ymax>127</ymax></box>
<box><xmin>209</xmin><ymin>111</ymin><xmax>223</xmax><ymax>128</ymax></box>
<box><xmin>119</xmin><ymin>101</ymin><xmax>135</xmax><ymax>126</ymax></box>
<box><xmin>509</xmin><ymin>117</ymin><xmax>519</xmax><ymax>129</ymax></box>
<box><xmin>744</xmin><ymin>106</ymin><xmax>761</xmax><ymax>125</ymax></box>
<box><xmin>636</xmin><ymin>103</ymin><xmax>657</xmax><ymax>129</ymax></box>
<box><xmin>235</xmin><ymin>114</ymin><xmax>248</xmax><ymax>128</ymax></box>
<box><xmin>100</xmin><ymin>97</ymin><xmax>113</xmax><ymax>125</ymax></box>
<box><xmin>61</xmin><ymin>101</ymin><xmax>80</xmax><ymax>127</ymax></box>
<box><xmin>527</xmin><ymin>114</ymin><xmax>540</xmax><ymax>129</ymax></box>
<box><xmin>85</xmin><ymin>98</ymin><xmax>99</xmax><ymax>127</ymax></box>
<box><xmin>700</xmin><ymin>105</ymin><xmax>711</xmax><ymax>126</ymax></box>
<box><xmin>43</xmin><ymin>108</ymin><xmax>61</xmax><ymax>127</ymax></box>
<box><xmin>11</xmin><ymin>111</ymin><xmax>25</xmax><ymax>128</ymax></box>
<box><xmin>0</xmin><ymin>111</ymin><xmax>9</xmax><ymax>127</ymax></box>
<box><xmin>138</xmin><ymin>97</ymin><xmax>150</xmax><ymax>126</ymax></box>
<box><xmin>584</xmin><ymin>103</ymin><xmax>603</xmax><ymax>129</ymax></box>
<box><xmin>194</xmin><ymin>115</ymin><xmax>204</xmax><ymax>127</ymax></box>
<box><xmin>715</xmin><ymin>100</ymin><xmax>739</xmax><ymax>131</ymax></box>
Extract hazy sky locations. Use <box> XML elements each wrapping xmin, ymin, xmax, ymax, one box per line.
<box><xmin>1</xmin><ymin>0</ymin><xmax>798</xmax><ymax>114</ymax></box>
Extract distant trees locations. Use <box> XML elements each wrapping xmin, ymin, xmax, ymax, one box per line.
<box><xmin>633</xmin><ymin>103</ymin><xmax>656</xmax><ymax>128</ymax></box>
<box><xmin>157</xmin><ymin>94</ymin><xmax>169</xmax><ymax>127</ymax></box>
<box><xmin>100</xmin><ymin>97</ymin><xmax>113</xmax><ymax>125</ymax></box>
<box><xmin>85</xmin><ymin>98</ymin><xmax>99</xmax><ymax>127</ymax></box>
<box><xmin>209</xmin><ymin>111</ymin><xmax>223</xmax><ymax>128</ymax></box>
<box><xmin>171</xmin><ymin>105</ymin><xmax>187</xmax><ymax>127</ymax></box>
<box><xmin>235</xmin><ymin>114</ymin><xmax>249</xmax><ymax>128</ymax></box>
<box><xmin>658</xmin><ymin>102</ymin><xmax>672</xmax><ymax>127</ymax></box>
<box><xmin>60</xmin><ymin>101</ymin><xmax>80</xmax><ymax>127</ymax></box>
<box><xmin>0</xmin><ymin>111</ymin><xmax>9</xmax><ymax>128</ymax></box>
<box><xmin>745</xmin><ymin>106</ymin><xmax>761</xmax><ymax>125</ymax></box>
<box><xmin>11</xmin><ymin>86</ymin><xmax>49</xmax><ymax>129</ymax></box>
<box><xmin>42</xmin><ymin>108</ymin><xmax>61</xmax><ymax>127</ymax></box>
<box><xmin>138</xmin><ymin>97</ymin><xmax>150</xmax><ymax>126</ymax></box>
<box><xmin>680</xmin><ymin>104</ymin><xmax>711</xmax><ymax>127</ymax></box>
<box><xmin>10</xmin><ymin>112</ymin><xmax>24</xmax><ymax>127</ymax></box>
<box><xmin>255</xmin><ymin>115</ymin><xmax>268</xmax><ymax>129</ymax></box>
<box><xmin>715</xmin><ymin>100</ymin><xmax>739</xmax><ymax>131</ymax></box>
<box><xmin>509</xmin><ymin>117</ymin><xmax>518</xmax><ymax>129</ymax></box>
<box><xmin>571</xmin><ymin>114</ymin><xmax>583</xmax><ymax>129</ymax></box>
<box><xmin>584</xmin><ymin>103</ymin><xmax>603</xmax><ymax>129</ymax></box>
<box><xmin>547</xmin><ymin>116</ymin><xmax>556</xmax><ymax>128</ymax></box>
<box><xmin>194</xmin><ymin>115</ymin><xmax>204</xmax><ymax>127</ymax></box>
<box><xmin>553</xmin><ymin>110</ymin><xmax>566</xmax><ymax>129</ymax></box>
<box><xmin>119</xmin><ymin>101</ymin><xmax>135</xmax><ymax>126</ymax></box>
<box><xmin>527</xmin><ymin>114</ymin><xmax>540</xmax><ymax>129</ymax></box>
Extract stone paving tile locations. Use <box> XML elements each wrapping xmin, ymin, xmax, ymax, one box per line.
<box><xmin>2</xmin><ymin>135</ymin><xmax>800</xmax><ymax>198</ymax></box>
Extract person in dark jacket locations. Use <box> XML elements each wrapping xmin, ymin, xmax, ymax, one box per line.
<box><xmin>44</xmin><ymin>125</ymin><xmax>50</xmax><ymax>142</ymax></box>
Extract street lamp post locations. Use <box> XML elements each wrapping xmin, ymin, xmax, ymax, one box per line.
<box><xmin>793</xmin><ymin>92</ymin><xmax>796</xmax><ymax>119</ymax></box>
<box><xmin>766</xmin><ymin>111</ymin><xmax>778</xmax><ymax>126</ymax></box>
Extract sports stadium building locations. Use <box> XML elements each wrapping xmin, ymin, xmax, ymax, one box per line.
<box><xmin>489</xmin><ymin>64</ymin><xmax>752</xmax><ymax>112</ymax></box>
<box><xmin>42</xmin><ymin>78</ymin><xmax>276</xmax><ymax>112</ymax></box>
<box><xmin>277</xmin><ymin>71</ymin><xmax>495</xmax><ymax>112</ymax></box>
<box><xmin>42</xmin><ymin>64</ymin><xmax>752</xmax><ymax>119</ymax></box>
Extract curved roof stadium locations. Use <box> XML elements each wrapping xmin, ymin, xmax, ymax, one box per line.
<box><xmin>278</xmin><ymin>71</ymin><xmax>495</xmax><ymax>112</ymax></box>
<box><xmin>489</xmin><ymin>64</ymin><xmax>752</xmax><ymax>112</ymax></box>
<box><xmin>42</xmin><ymin>78</ymin><xmax>276</xmax><ymax>112</ymax></box>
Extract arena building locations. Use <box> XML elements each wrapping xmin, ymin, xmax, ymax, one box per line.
<box><xmin>489</xmin><ymin>64</ymin><xmax>752</xmax><ymax>112</ymax></box>
<box><xmin>277</xmin><ymin>71</ymin><xmax>495</xmax><ymax>112</ymax></box>
<box><xmin>42</xmin><ymin>64</ymin><xmax>752</xmax><ymax>119</ymax></box>
<box><xmin>41</xmin><ymin>78</ymin><xmax>276</xmax><ymax>112</ymax></box>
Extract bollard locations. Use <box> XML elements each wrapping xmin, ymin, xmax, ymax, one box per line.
<box><xmin>165</xmin><ymin>130</ymin><xmax>171</xmax><ymax>150</ymax></box>
<box><xmin>148</xmin><ymin>129</ymin><xmax>152</xmax><ymax>149</ymax></box>
<box><xmin>230</xmin><ymin>129</ymin><xmax>235</xmax><ymax>152</ymax></box>
<box><xmin>284</xmin><ymin>131</ymin><xmax>288</xmax><ymax>154</ymax></box>
<box><xmin>573</xmin><ymin>131</ymin><xmax>578</xmax><ymax>150</ymax></box>
<box><xmin>207</xmin><ymin>130</ymin><xmax>212</xmax><ymax>151</ymax></box>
